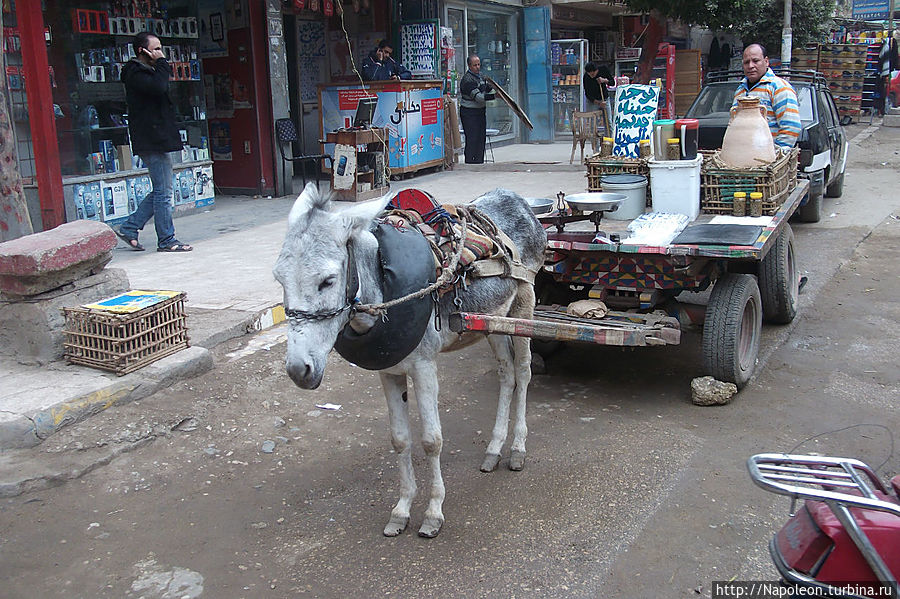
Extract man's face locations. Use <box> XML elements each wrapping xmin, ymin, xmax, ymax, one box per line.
<box><xmin>382</xmin><ymin>46</ymin><xmax>394</xmax><ymax>60</ymax></box>
<box><xmin>141</xmin><ymin>35</ymin><xmax>164</xmax><ymax>64</ymax></box>
<box><xmin>742</xmin><ymin>45</ymin><xmax>768</xmax><ymax>84</ymax></box>
<box><xmin>587</xmin><ymin>68</ymin><xmax>599</xmax><ymax>79</ymax></box>
<box><xmin>469</xmin><ymin>57</ymin><xmax>481</xmax><ymax>74</ymax></box>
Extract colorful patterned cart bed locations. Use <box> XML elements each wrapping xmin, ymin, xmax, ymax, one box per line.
<box><xmin>450</xmin><ymin>179</ymin><xmax>809</xmax><ymax>389</ymax></box>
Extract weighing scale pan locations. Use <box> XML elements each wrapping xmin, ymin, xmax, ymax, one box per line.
<box><xmin>564</xmin><ymin>192</ymin><xmax>627</xmax><ymax>213</ymax></box>
<box><xmin>526</xmin><ymin>198</ymin><xmax>555</xmax><ymax>215</ymax></box>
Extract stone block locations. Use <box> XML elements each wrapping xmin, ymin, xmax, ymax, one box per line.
<box><xmin>0</xmin><ymin>220</ymin><xmax>116</xmax><ymax>297</ymax></box>
<box><xmin>882</xmin><ymin>113</ymin><xmax>900</xmax><ymax>128</ymax></box>
<box><xmin>691</xmin><ymin>376</ymin><xmax>738</xmax><ymax>406</ymax></box>
<box><xmin>0</xmin><ymin>268</ymin><xmax>129</xmax><ymax>364</ymax></box>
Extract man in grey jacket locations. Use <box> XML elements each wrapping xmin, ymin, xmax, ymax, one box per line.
<box><xmin>458</xmin><ymin>55</ymin><xmax>495</xmax><ymax>164</ymax></box>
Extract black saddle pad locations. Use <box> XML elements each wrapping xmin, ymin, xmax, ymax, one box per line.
<box><xmin>672</xmin><ymin>224</ymin><xmax>763</xmax><ymax>246</ymax></box>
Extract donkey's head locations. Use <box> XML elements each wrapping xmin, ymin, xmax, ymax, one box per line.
<box><xmin>273</xmin><ymin>183</ymin><xmax>388</xmax><ymax>389</ymax></box>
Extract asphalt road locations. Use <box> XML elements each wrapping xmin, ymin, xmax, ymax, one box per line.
<box><xmin>1</xmin><ymin>124</ymin><xmax>899</xmax><ymax>599</ymax></box>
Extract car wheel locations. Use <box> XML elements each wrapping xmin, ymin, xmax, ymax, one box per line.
<box><xmin>825</xmin><ymin>170</ymin><xmax>844</xmax><ymax>198</ymax></box>
<box><xmin>796</xmin><ymin>182</ymin><xmax>823</xmax><ymax>223</ymax></box>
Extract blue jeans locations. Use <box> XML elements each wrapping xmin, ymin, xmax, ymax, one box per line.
<box><xmin>120</xmin><ymin>152</ymin><xmax>176</xmax><ymax>249</ymax></box>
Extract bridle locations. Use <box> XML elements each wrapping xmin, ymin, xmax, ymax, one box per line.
<box><xmin>284</xmin><ymin>240</ymin><xmax>360</xmax><ymax>323</ymax></box>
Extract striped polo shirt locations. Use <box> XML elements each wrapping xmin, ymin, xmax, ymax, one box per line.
<box><xmin>731</xmin><ymin>68</ymin><xmax>801</xmax><ymax>148</ymax></box>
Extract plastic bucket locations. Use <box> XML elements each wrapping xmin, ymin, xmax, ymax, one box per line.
<box><xmin>647</xmin><ymin>155</ymin><xmax>703</xmax><ymax>221</ymax></box>
<box><xmin>600</xmin><ymin>174</ymin><xmax>647</xmax><ymax>220</ymax></box>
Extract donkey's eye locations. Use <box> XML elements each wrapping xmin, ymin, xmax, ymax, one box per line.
<box><xmin>318</xmin><ymin>276</ymin><xmax>336</xmax><ymax>291</ymax></box>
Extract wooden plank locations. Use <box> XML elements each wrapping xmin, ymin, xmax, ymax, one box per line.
<box><xmin>448</xmin><ymin>311</ymin><xmax>682</xmax><ymax>347</ymax></box>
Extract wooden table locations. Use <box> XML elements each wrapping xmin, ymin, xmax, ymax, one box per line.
<box><xmin>325</xmin><ymin>128</ymin><xmax>389</xmax><ymax>202</ymax></box>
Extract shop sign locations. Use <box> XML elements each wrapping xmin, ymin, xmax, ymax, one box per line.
<box><xmin>851</xmin><ymin>0</ymin><xmax>890</xmax><ymax>19</ymax></box>
<box><xmin>420</xmin><ymin>98</ymin><xmax>442</xmax><ymax>125</ymax></box>
<box><xmin>615</xmin><ymin>47</ymin><xmax>641</xmax><ymax>60</ymax></box>
<box><xmin>612</xmin><ymin>84</ymin><xmax>659</xmax><ymax>158</ymax></box>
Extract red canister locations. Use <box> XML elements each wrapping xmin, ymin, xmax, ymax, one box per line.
<box><xmin>675</xmin><ymin>118</ymin><xmax>699</xmax><ymax>160</ymax></box>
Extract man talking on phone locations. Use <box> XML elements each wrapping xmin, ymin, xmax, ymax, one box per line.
<box><xmin>113</xmin><ymin>31</ymin><xmax>192</xmax><ymax>252</ymax></box>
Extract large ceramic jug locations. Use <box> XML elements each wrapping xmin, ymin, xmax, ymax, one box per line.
<box><xmin>720</xmin><ymin>97</ymin><xmax>776</xmax><ymax>167</ymax></box>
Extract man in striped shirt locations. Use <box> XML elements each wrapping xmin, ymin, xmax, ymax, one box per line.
<box><xmin>731</xmin><ymin>43</ymin><xmax>801</xmax><ymax>148</ymax></box>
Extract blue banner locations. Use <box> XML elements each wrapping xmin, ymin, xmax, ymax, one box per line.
<box><xmin>852</xmin><ymin>0</ymin><xmax>890</xmax><ymax>20</ymax></box>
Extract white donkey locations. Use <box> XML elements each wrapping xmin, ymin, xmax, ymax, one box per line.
<box><xmin>273</xmin><ymin>183</ymin><xmax>546</xmax><ymax>537</ymax></box>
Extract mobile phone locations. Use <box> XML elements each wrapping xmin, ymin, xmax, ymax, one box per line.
<box><xmin>336</xmin><ymin>155</ymin><xmax>348</xmax><ymax>176</ymax></box>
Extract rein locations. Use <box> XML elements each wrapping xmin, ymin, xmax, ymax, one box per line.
<box><xmin>285</xmin><ymin>217</ymin><xmax>469</xmax><ymax>324</ymax></box>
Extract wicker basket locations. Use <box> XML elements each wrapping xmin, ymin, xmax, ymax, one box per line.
<box><xmin>62</xmin><ymin>291</ymin><xmax>189</xmax><ymax>376</ymax></box>
<box><xmin>701</xmin><ymin>147</ymin><xmax>799</xmax><ymax>215</ymax></box>
<box><xmin>585</xmin><ymin>154</ymin><xmax>651</xmax><ymax>201</ymax></box>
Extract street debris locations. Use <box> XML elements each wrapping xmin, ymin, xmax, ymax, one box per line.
<box><xmin>261</xmin><ymin>440</ymin><xmax>276</xmax><ymax>453</ymax></box>
<box><xmin>691</xmin><ymin>376</ymin><xmax>738</xmax><ymax>406</ymax></box>
<box><xmin>315</xmin><ymin>403</ymin><xmax>342</xmax><ymax>411</ymax></box>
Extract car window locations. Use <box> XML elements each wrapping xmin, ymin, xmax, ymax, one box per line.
<box><xmin>818</xmin><ymin>90</ymin><xmax>835</xmax><ymax>127</ymax></box>
<box><xmin>795</xmin><ymin>86</ymin><xmax>814</xmax><ymax>122</ymax></box>
<box><xmin>688</xmin><ymin>83</ymin><xmax>815</xmax><ymax>121</ymax></box>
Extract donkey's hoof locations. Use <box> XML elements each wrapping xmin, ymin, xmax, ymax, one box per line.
<box><xmin>480</xmin><ymin>453</ymin><xmax>501</xmax><ymax>472</ymax></box>
<box><xmin>418</xmin><ymin>516</ymin><xmax>444</xmax><ymax>538</ymax></box>
<box><xmin>383</xmin><ymin>515</ymin><xmax>409</xmax><ymax>537</ymax></box>
<box><xmin>509</xmin><ymin>450</ymin><xmax>526</xmax><ymax>471</ymax></box>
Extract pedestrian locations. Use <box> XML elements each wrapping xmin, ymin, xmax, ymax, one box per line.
<box><xmin>458</xmin><ymin>55</ymin><xmax>495</xmax><ymax>164</ymax></box>
<box><xmin>113</xmin><ymin>31</ymin><xmax>192</xmax><ymax>252</ymax></box>
<box><xmin>379</xmin><ymin>40</ymin><xmax>412</xmax><ymax>80</ymax></box>
<box><xmin>730</xmin><ymin>43</ymin><xmax>800</xmax><ymax>148</ymax></box>
<box><xmin>583</xmin><ymin>61</ymin><xmax>613</xmax><ymax>129</ymax></box>
<box><xmin>876</xmin><ymin>30</ymin><xmax>898</xmax><ymax>115</ymax></box>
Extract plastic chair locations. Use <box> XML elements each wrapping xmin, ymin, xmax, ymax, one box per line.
<box><xmin>274</xmin><ymin>118</ymin><xmax>332</xmax><ymax>190</ymax></box>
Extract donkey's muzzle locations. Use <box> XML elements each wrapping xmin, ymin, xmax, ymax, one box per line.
<box><xmin>286</xmin><ymin>358</ymin><xmax>323</xmax><ymax>389</ymax></box>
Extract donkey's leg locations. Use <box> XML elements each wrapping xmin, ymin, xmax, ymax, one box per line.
<box><xmin>380</xmin><ymin>372</ymin><xmax>416</xmax><ymax>537</ymax></box>
<box><xmin>482</xmin><ymin>334</ymin><xmax>515</xmax><ymax>472</ymax></box>
<box><xmin>508</xmin><ymin>283</ymin><xmax>536</xmax><ymax>471</ymax></box>
<box><xmin>508</xmin><ymin>335</ymin><xmax>532</xmax><ymax>471</ymax></box>
<box><xmin>408</xmin><ymin>360</ymin><xmax>445</xmax><ymax>538</ymax></box>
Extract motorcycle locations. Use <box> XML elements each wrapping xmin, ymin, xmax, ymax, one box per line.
<box><xmin>748</xmin><ymin>453</ymin><xmax>900</xmax><ymax>598</ymax></box>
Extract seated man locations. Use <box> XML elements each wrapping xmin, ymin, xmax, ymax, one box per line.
<box><xmin>361</xmin><ymin>40</ymin><xmax>411</xmax><ymax>81</ymax></box>
<box><xmin>379</xmin><ymin>40</ymin><xmax>412</xmax><ymax>80</ymax></box>
<box><xmin>730</xmin><ymin>43</ymin><xmax>801</xmax><ymax>148</ymax></box>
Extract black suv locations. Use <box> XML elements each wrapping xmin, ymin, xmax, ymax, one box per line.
<box><xmin>684</xmin><ymin>70</ymin><xmax>848</xmax><ymax>222</ymax></box>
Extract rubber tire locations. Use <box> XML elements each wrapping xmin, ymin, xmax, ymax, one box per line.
<box><xmin>825</xmin><ymin>170</ymin><xmax>844</xmax><ymax>198</ymax></box>
<box><xmin>796</xmin><ymin>184</ymin><xmax>822</xmax><ymax>223</ymax></box>
<box><xmin>758</xmin><ymin>225</ymin><xmax>798</xmax><ymax>325</ymax></box>
<box><xmin>701</xmin><ymin>273</ymin><xmax>762</xmax><ymax>389</ymax></box>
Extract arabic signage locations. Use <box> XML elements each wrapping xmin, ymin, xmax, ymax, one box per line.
<box><xmin>320</xmin><ymin>85</ymin><xmax>444</xmax><ymax>170</ymax></box>
<box><xmin>852</xmin><ymin>0</ymin><xmax>890</xmax><ymax>19</ymax></box>
<box><xmin>612</xmin><ymin>84</ymin><xmax>659</xmax><ymax>158</ymax></box>
<box><xmin>399</xmin><ymin>21</ymin><xmax>438</xmax><ymax>77</ymax></box>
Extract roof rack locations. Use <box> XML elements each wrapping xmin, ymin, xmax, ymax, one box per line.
<box><xmin>705</xmin><ymin>68</ymin><xmax>827</xmax><ymax>88</ymax></box>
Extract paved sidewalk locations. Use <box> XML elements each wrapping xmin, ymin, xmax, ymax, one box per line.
<box><xmin>0</xmin><ymin>142</ymin><xmax>582</xmax><ymax>450</ymax></box>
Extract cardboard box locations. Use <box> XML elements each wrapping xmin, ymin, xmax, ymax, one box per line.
<box><xmin>116</xmin><ymin>145</ymin><xmax>132</xmax><ymax>170</ymax></box>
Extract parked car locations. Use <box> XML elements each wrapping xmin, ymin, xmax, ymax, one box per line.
<box><xmin>684</xmin><ymin>70</ymin><xmax>848</xmax><ymax>222</ymax></box>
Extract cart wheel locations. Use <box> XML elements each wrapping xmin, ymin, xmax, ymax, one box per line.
<box><xmin>758</xmin><ymin>225</ymin><xmax>798</xmax><ymax>325</ymax></box>
<box><xmin>702</xmin><ymin>273</ymin><xmax>762</xmax><ymax>389</ymax></box>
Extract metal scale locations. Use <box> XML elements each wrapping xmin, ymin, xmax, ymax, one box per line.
<box><xmin>527</xmin><ymin>191</ymin><xmax>627</xmax><ymax>236</ymax></box>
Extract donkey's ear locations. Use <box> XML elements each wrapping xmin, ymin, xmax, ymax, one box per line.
<box><xmin>337</xmin><ymin>191</ymin><xmax>391</xmax><ymax>233</ymax></box>
<box><xmin>287</xmin><ymin>182</ymin><xmax>328</xmax><ymax>228</ymax></box>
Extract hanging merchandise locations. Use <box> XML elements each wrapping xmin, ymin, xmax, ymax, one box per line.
<box><xmin>293</xmin><ymin>0</ymin><xmax>305</xmax><ymax>10</ymax></box>
<box><xmin>323</xmin><ymin>0</ymin><xmax>333</xmax><ymax>16</ymax></box>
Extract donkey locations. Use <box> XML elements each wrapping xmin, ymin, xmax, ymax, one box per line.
<box><xmin>273</xmin><ymin>183</ymin><xmax>546</xmax><ymax>537</ymax></box>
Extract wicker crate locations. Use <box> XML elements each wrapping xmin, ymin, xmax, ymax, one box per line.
<box><xmin>700</xmin><ymin>147</ymin><xmax>799</xmax><ymax>215</ymax></box>
<box><xmin>585</xmin><ymin>155</ymin><xmax>651</xmax><ymax>201</ymax></box>
<box><xmin>62</xmin><ymin>291</ymin><xmax>189</xmax><ymax>376</ymax></box>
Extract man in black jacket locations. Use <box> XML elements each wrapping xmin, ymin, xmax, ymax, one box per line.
<box><xmin>458</xmin><ymin>55</ymin><xmax>495</xmax><ymax>164</ymax></box>
<box><xmin>114</xmin><ymin>31</ymin><xmax>192</xmax><ymax>252</ymax></box>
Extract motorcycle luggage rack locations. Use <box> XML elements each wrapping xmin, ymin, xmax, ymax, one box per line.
<box><xmin>749</xmin><ymin>453</ymin><xmax>900</xmax><ymax>591</ymax></box>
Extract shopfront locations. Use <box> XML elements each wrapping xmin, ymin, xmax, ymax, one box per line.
<box><xmin>29</xmin><ymin>0</ymin><xmax>218</xmax><ymax>228</ymax></box>
<box><xmin>444</xmin><ymin>1</ymin><xmax>520</xmax><ymax>143</ymax></box>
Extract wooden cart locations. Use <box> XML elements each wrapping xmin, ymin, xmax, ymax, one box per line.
<box><xmin>450</xmin><ymin>180</ymin><xmax>809</xmax><ymax>388</ymax></box>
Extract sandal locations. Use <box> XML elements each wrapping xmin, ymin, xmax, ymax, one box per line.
<box><xmin>113</xmin><ymin>228</ymin><xmax>145</xmax><ymax>251</ymax></box>
<box><xmin>157</xmin><ymin>243</ymin><xmax>193</xmax><ymax>253</ymax></box>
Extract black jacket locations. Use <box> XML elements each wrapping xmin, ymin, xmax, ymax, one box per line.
<box><xmin>121</xmin><ymin>58</ymin><xmax>182</xmax><ymax>154</ymax></box>
<box><xmin>583</xmin><ymin>66</ymin><xmax>612</xmax><ymax>102</ymax></box>
<box><xmin>361</xmin><ymin>53</ymin><xmax>393</xmax><ymax>81</ymax></box>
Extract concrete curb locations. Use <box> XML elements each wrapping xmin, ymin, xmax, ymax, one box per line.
<box><xmin>0</xmin><ymin>346</ymin><xmax>213</xmax><ymax>451</ymax></box>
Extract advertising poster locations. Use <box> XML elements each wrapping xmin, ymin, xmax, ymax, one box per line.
<box><xmin>320</xmin><ymin>86</ymin><xmax>444</xmax><ymax>171</ymax></box>
<box><xmin>198</xmin><ymin>0</ymin><xmax>228</xmax><ymax>58</ymax></box>
<box><xmin>612</xmin><ymin>84</ymin><xmax>659</xmax><ymax>158</ymax></box>
<box><xmin>101</xmin><ymin>180</ymin><xmax>130</xmax><ymax>222</ymax></box>
<box><xmin>193</xmin><ymin>165</ymin><xmax>215</xmax><ymax>204</ymax></box>
<box><xmin>209</xmin><ymin>121</ymin><xmax>232</xmax><ymax>161</ymax></box>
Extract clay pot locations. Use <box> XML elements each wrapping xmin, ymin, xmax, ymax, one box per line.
<box><xmin>720</xmin><ymin>97</ymin><xmax>776</xmax><ymax>168</ymax></box>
